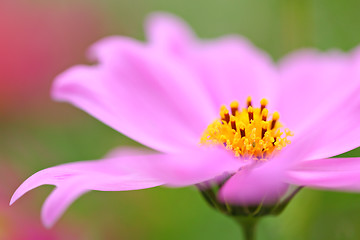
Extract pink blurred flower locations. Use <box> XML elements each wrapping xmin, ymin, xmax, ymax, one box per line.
<box><xmin>11</xmin><ymin>13</ymin><xmax>360</xmax><ymax>227</ymax></box>
<box><xmin>0</xmin><ymin>0</ymin><xmax>103</xmax><ymax>117</ymax></box>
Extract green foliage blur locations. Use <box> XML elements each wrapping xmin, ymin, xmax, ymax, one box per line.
<box><xmin>2</xmin><ymin>0</ymin><xmax>360</xmax><ymax>239</ymax></box>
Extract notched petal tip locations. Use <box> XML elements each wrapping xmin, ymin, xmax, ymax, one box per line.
<box><xmin>145</xmin><ymin>11</ymin><xmax>192</xmax><ymax>34</ymax></box>
<box><xmin>145</xmin><ymin>12</ymin><xmax>195</xmax><ymax>50</ymax></box>
<box><xmin>51</xmin><ymin>65</ymin><xmax>99</xmax><ymax>102</ymax></box>
<box><xmin>87</xmin><ymin>36</ymin><xmax>144</xmax><ymax>64</ymax></box>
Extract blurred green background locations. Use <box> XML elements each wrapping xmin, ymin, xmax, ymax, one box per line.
<box><xmin>2</xmin><ymin>0</ymin><xmax>360</xmax><ymax>239</ymax></box>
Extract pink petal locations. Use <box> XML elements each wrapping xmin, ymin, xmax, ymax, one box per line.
<box><xmin>305</xmin><ymin>89</ymin><xmax>360</xmax><ymax>159</ymax></box>
<box><xmin>147</xmin><ymin>147</ymin><xmax>248</xmax><ymax>187</ymax></box>
<box><xmin>219</xmin><ymin>160</ymin><xmax>289</xmax><ymax>205</ymax></box>
<box><xmin>10</xmin><ymin>149</ymin><xmax>164</xmax><ymax>227</ymax></box>
<box><xmin>145</xmin><ymin>13</ymin><xmax>278</xmax><ymax>110</ymax></box>
<box><xmin>219</xmin><ymin>168</ymin><xmax>289</xmax><ymax>205</ymax></box>
<box><xmin>41</xmin><ymin>183</ymin><xmax>88</xmax><ymax>228</ymax></box>
<box><xmin>189</xmin><ymin>37</ymin><xmax>278</xmax><ymax>109</ymax></box>
<box><xmin>53</xmin><ymin>37</ymin><xmax>217</xmax><ymax>153</ymax></box>
<box><xmin>276</xmin><ymin>48</ymin><xmax>360</xmax><ymax>159</ymax></box>
<box><xmin>288</xmin><ymin>79</ymin><xmax>360</xmax><ymax>160</ymax></box>
<box><xmin>103</xmin><ymin>146</ymin><xmax>245</xmax><ymax>187</ymax></box>
<box><xmin>286</xmin><ymin>157</ymin><xmax>360</xmax><ymax>191</ymax></box>
<box><xmin>10</xmin><ymin>147</ymin><xmax>242</xmax><ymax>227</ymax></box>
<box><xmin>277</xmin><ymin>50</ymin><xmax>350</xmax><ymax>131</ymax></box>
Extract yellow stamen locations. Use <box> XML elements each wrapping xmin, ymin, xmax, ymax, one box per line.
<box><xmin>248</xmin><ymin>106</ymin><xmax>254</xmax><ymax>122</ymax></box>
<box><xmin>270</xmin><ymin>111</ymin><xmax>280</xmax><ymax>130</ymax></box>
<box><xmin>261</xmin><ymin>121</ymin><xmax>268</xmax><ymax>139</ymax></box>
<box><xmin>262</xmin><ymin>108</ymin><xmax>268</xmax><ymax>121</ymax></box>
<box><xmin>230</xmin><ymin>100</ymin><xmax>239</xmax><ymax>116</ymax></box>
<box><xmin>220</xmin><ymin>105</ymin><xmax>230</xmax><ymax>123</ymax></box>
<box><xmin>246</xmin><ymin>96</ymin><xmax>252</xmax><ymax>107</ymax></box>
<box><xmin>200</xmin><ymin>98</ymin><xmax>293</xmax><ymax>159</ymax></box>
<box><xmin>260</xmin><ymin>98</ymin><xmax>268</xmax><ymax>111</ymax></box>
<box><xmin>239</xmin><ymin>122</ymin><xmax>246</xmax><ymax>138</ymax></box>
<box><xmin>230</xmin><ymin>116</ymin><xmax>237</xmax><ymax>131</ymax></box>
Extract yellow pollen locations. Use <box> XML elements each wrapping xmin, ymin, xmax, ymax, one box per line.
<box><xmin>246</xmin><ymin>96</ymin><xmax>252</xmax><ymax>107</ymax></box>
<box><xmin>220</xmin><ymin>105</ymin><xmax>230</xmax><ymax>123</ymax></box>
<box><xmin>230</xmin><ymin>100</ymin><xmax>239</xmax><ymax>116</ymax></box>
<box><xmin>272</xmin><ymin>111</ymin><xmax>280</xmax><ymax>121</ymax></box>
<box><xmin>247</xmin><ymin>106</ymin><xmax>254</xmax><ymax>122</ymax></box>
<box><xmin>200</xmin><ymin>98</ymin><xmax>293</xmax><ymax>160</ymax></box>
<box><xmin>262</xmin><ymin>108</ymin><xmax>268</xmax><ymax>121</ymax></box>
<box><xmin>260</xmin><ymin>98</ymin><xmax>268</xmax><ymax>111</ymax></box>
<box><xmin>271</xmin><ymin>111</ymin><xmax>280</xmax><ymax>130</ymax></box>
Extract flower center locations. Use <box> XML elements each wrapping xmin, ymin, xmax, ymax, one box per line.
<box><xmin>200</xmin><ymin>97</ymin><xmax>293</xmax><ymax>160</ymax></box>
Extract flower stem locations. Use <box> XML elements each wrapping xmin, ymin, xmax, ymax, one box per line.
<box><xmin>235</xmin><ymin>217</ymin><xmax>258</xmax><ymax>240</ymax></box>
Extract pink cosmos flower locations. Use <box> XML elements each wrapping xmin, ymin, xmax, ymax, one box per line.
<box><xmin>11</xmin><ymin>13</ymin><xmax>360</xmax><ymax>228</ymax></box>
